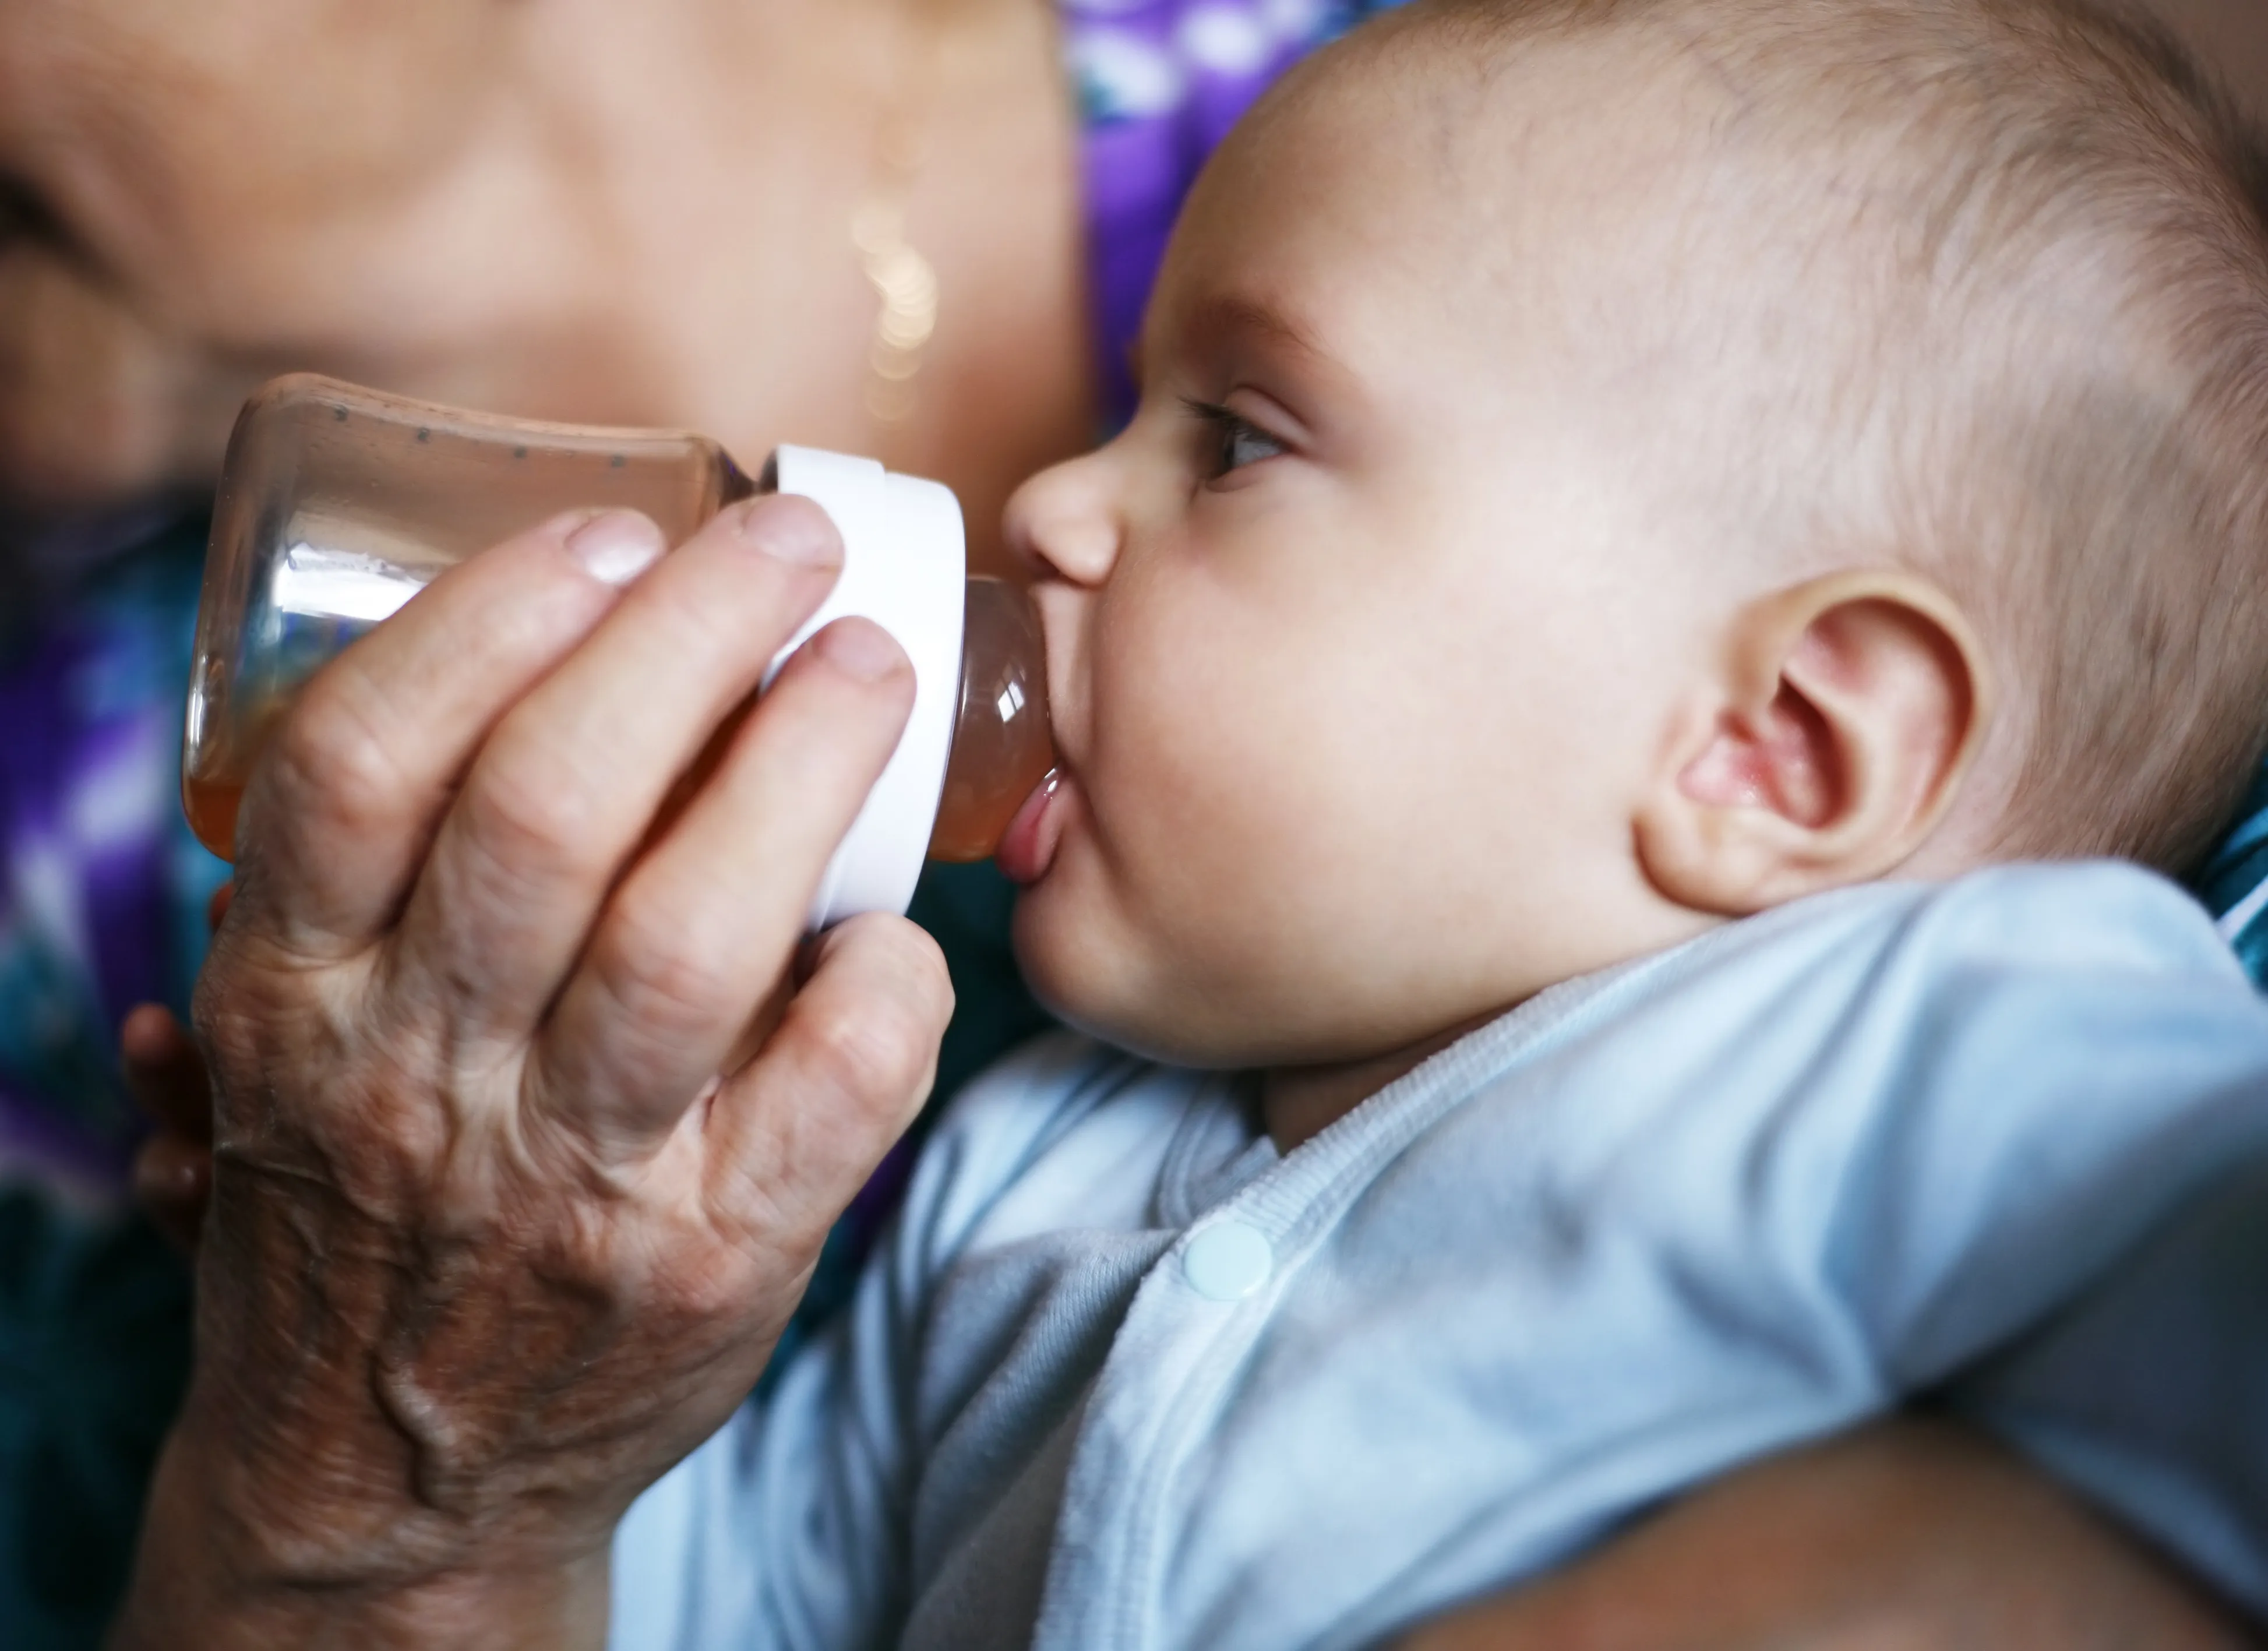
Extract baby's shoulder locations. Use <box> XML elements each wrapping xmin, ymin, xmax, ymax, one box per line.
<box><xmin>1878</xmin><ymin>859</ymin><xmax>2242</xmax><ymax>978</ymax></box>
<box><xmin>1437</xmin><ymin>861</ymin><xmax>2268</xmax><ymax>1237</ymax></box>
<box><xmin>1706</xmin><ymin>859</ymin><xmax>2250</xmax><ymax>1014</ymax></box>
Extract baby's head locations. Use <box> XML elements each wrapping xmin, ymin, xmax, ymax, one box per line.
<box><xmin>1001</xmin><ymin>0</ymin><xmax>2268</xmax><ymax>1073</ymax></box>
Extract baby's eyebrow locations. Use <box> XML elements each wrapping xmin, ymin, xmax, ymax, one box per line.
<box><xmin>1152</xmin><ymin>291</ymin><xmax>1341</xmax><ymax>380</ymax></box>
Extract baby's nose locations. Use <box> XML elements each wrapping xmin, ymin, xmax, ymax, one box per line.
<box><xmin>1003</xmin><ymin>453</ymin><xmax>1120</xmax><ymax>587</ymax></box>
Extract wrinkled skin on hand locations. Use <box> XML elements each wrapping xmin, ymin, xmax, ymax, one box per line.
<box><xmin>184</xmin><ymin>926</ymin><xmax>892</xmax><ymax>1582</ymax></box>
<box><xmin>113</xmin><ymin>495</ymin><xmax>953</xmax><ymax>1648</ymax></box>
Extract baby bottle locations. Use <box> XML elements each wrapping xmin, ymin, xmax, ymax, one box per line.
<box><xmin>184</xmin><ymin>375</ymin><xmax>1053</xmax><ymax>927</ymax></box>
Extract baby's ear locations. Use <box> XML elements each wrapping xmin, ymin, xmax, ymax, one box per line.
<box><xmin>1634</xmin><ymin>571</ymin><xmax>1991</xmax><ymax>915</ymax></box>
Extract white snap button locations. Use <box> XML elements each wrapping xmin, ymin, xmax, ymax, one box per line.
<box><xmin>1182</xmin><ymin>1222</ymin><xmax>1273</xmax><ymax>1301</ymax></box>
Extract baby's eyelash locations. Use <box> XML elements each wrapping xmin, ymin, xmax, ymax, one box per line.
<box><xmin>1180</xmin><ymin>397</ymin><xmax>1284</xmax><ymax>478</ymax></box>
<box><xmin>1180</xmin><ymin>397</ymin><xmax>1239</xmax><ymax>438</ymax></box>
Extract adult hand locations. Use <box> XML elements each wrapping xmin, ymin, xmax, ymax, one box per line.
<box><xmin>119</xmin><ymin>883</ymin><xmax>230</xmax><ymax>1251</ymax></box>
<box><xmin>111</xmin><ymin>496</ymin><xmax>954</xmax><ymax>1650</ymax></box>
<box><xmin>1398</xmin><ymin>1418</ymin><xmax>2253</xmax><ymax>1651</ymax></box>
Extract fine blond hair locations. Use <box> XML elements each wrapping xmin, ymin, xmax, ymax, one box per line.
<box><xmin>1385</xmin><ymin>0</ymin><xmax>2268</xmax><ymax>873</ymax></box>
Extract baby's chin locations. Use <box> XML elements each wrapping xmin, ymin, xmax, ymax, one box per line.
<box><xmin>1010</xmin><ymin>879</ymin><xmax>1267</xmax><ymax>1070</ymax></box>
<box><xmin>1010</xmin><ymin>881</ymin><xmax>1166</xmax><ymax>1055</ymax></box>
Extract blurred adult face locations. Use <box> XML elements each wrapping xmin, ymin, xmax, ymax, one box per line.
<box><xmin>0</xmin><ymin>0</ymin><xmax>1097</xmax><ymax>585</ymax></box>
<box><xmin>6</xmin><ymin>0</ymin><xmax>2252</xmax><ymax>542</ymax></box>
<box><xmin>0</xmin><ymin>2</ymin><xmax>621</xmax><ymax>522</ymax></box>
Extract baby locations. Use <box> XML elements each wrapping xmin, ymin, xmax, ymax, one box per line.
<box><xmin>614</xmin><ymin>0</ymin><xmax>2268</xmax><ymax>1645</ymax></box>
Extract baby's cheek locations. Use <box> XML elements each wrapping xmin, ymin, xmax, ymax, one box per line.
<box><xmin>1126</xmin><ymin>711</ymin><xmax>1374</xmax><ymax>980</ymax></box>
<box><xmin>1046</xmin><ymin>579</ymin><xmax>1421</xmax><ymax>1049</ymax></box>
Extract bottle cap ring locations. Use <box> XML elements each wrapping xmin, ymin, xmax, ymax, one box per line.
<box><xmin>763</xmin><ymin>446</ymin><xmax>966</xmax><ymax>928</ymax></box>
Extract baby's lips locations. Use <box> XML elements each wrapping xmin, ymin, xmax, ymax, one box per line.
<box><xmin>995</xmin><ymin>769</ymin><xmax>1065</xmax><ymax>886</ymax></box>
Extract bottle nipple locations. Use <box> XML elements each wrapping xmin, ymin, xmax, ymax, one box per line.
<box><xmin>931</xmin><ymin>577</ymin><xmax>1054</xmax><ymax>862</ymax></box>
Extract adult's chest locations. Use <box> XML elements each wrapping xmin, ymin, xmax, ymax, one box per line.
<box><xmin>625</xmin><ymin>0</ymin><xmax>1098</xmax><ymax>575</ymax></box>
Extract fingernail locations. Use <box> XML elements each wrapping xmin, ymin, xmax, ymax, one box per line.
<box><xmin>816</xmin><ymin>618</ymin><xmax>904</xmax><ymax>682</ymax></box>
<box><xmin>566</xmin><ymin>510</ymin><xmax>666</xmax><ymax>585</ymax></box>
<box><xmin>731</xmin><ymin>496</ymin><xmax>842</xmax><ymax>567</ymax></box>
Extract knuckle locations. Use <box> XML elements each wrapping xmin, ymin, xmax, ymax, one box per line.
<box><xmin>587</xmin><ymin>899</ymin><xmax>740</xmax><ymax>1045</ymax></box>
<box><xmin>637</xmin><ymin>542</ymin><xmax>796</xmax><ymax>666</ymax></box>
<box><xmin>798</xmin><ymin>988</ymin><xmax>933</xmax><ymax>1110</ymax></box>
<box><xmin>903</xmin><ymin>931</ymin><xmax>957</xmax><ymax>1031</ymax></box>
<box><xmin>264</xmin><ymin>670</ymin><xmax>409</xmax><ymax>842</ymax></box>
<box><xmin>834</xmin><ymin>915</ymin><xmax>956</xmax><ymax>1032</ymax></box>
<box><xmin>453</xmin><ymin>748</ymin><xmax>601</xmax><ymax>883</ymax></box>
<box><xmin>491</xmin><ymin>555</ymin><xmax>615</xmax><ymax>640</ymax></box>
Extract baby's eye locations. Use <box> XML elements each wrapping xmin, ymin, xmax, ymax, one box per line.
<box><xmin>1183</xmin><ymin>399</ymin><xmax>1286</xmax><ymax>481</ymax></box>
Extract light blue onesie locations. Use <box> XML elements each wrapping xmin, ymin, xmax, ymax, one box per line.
<box><xmin>611</xmin><ymin>862</ymin><xmax>2268</xmax><ymax>1650</ymax></box>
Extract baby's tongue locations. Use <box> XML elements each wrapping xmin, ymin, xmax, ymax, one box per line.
<box><xmin>993</xmin><ymin>770</ymin><xmax>1064</xmax><ymax>886</ymax></box>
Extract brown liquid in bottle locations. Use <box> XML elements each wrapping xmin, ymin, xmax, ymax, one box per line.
<box><xmin>183</xmin><ymin>375</ymin><xmax>1053</xmax><ymax>869</ymax></box>
<box><xmin>184</xmin><ymin>777</ymin><xmax>246</xmax><ymax>861</ymax></box>
<box><xmin>929</xmin><ymin>577</ymin><xmax>1054</xmax><ymax>861</ymax></box>
<box><xmin>186</xmin><ymin>597</ymin><xmax>1051</xmax><ymax>865</ymax></box>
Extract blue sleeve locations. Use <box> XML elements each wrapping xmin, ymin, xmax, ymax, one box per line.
<box><xmin>1818</xmin><ymin>870</ymin><xmax>2268</xmax><ymax>1385</ymax></box>
<box><xmin>1574</xmin><ymin>864</ymin><xmax>2268</xmax><ymax>1619</ymax></box>
<box><xmin>1794</xmin><ymin>867</ymin><xmax>2268</xmax><ymax>1621</ymax></box>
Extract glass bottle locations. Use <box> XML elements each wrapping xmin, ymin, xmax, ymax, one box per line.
<box><xmin>184</xmin><ymin>375</ymin><xmax>1053</xmax><ymax>924</ymax></box>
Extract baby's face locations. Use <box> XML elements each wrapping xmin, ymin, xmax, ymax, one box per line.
<box><xmin>1003</xmin><ymin>39</ymin><xmax>1731</xmax><ymax>1070</ymax></box>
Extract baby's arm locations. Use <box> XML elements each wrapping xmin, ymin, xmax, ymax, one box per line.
<box><xmin>1811</xmin><ymin>869</ymin><xmax>2268</xmax><ymax>1623</ymax></box>
<box><xmin>605</xmin><ymin>1201</ymin><xmax>932</xmax><ymax>1650</ymax></box>
<box><xmin>606</xmin><ymin>1239</ymin><xmax>937</xmax><ymax>1650</ymax></box>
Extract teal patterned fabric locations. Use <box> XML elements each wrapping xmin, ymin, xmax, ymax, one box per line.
<box><xmin>0</xmin><ymin>523</ymin><xmax>216</xmax><ymax>1651</ymax></box>
<box><xmin>0</xmin><ymin>517</ymin><xmax>229</xmax><ymax>1205</ymax></box>
<box><xmin>2194</xmin><ymin>759</ymin><xmax>2268</xmax><ymax>984</ymax></box>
